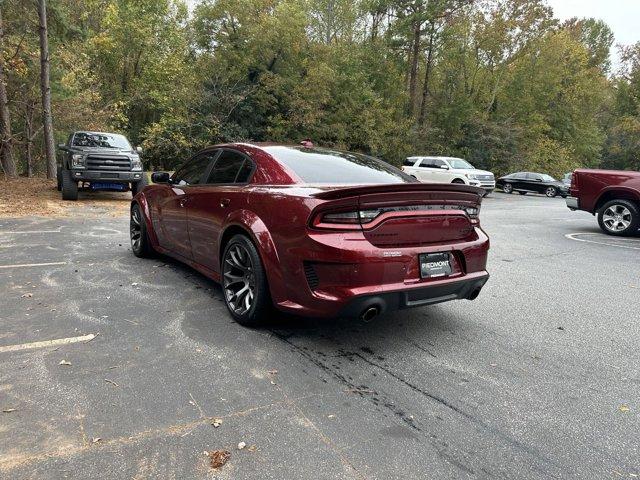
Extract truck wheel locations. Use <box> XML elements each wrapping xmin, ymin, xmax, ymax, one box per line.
<box><xmin>131</xmin><ymin>173</ymin><xmax>148</xmax><ymax>196</ymax></box>
<box><xmin>503</xmin><ymin>183</ymin><xmax>513</xmax><ymax>194</ymax></box>
<box><xmin>130</xmin><ymin>203</ymin><xmax>155</xmax><ymax>258</ymax></box>
<box><xmin>221</xmin><ymin>234</ymin><xmax>272</xmax><ymax>327</ymax></box>
<box><xmin>56</xmin><ymin>167</ymin><xmax>62</xmax><ymax>191</ymax></box>
<box><xmin>597</xmin><ymin>199</ymin><xmax>639</xmax><ymax>236</ymax></box>
<box><xmin>61</xmin><ymin>170</ymin><xmax>78</xmax><ymax>201</ymax></box>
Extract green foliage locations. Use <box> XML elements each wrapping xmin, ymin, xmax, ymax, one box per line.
<box><xmin>2</xmin><ymin>0</ymin><xmax>639</xmax><ymax>174</ymax></box>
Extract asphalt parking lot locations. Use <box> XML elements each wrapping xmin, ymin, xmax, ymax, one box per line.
<box><xmin>1</xmin><ymin>192</ymin><xmax>639</xmax><ymax>479</ymax></box>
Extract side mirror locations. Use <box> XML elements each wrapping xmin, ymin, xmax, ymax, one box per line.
<box><xmin>136</xmin><ymin>146</ymin><xmax>143</xmax><ymax>154</ymax></box>
<box><xmin>151</xmin><ymin>171</ymin><xmax>170</xmax><ymax>184</ymax></box>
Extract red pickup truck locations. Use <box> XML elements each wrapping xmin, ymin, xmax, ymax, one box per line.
<box><xmin>566</xmin><ymin>169</ymin><xmax>640</xmax><ymax>236</ymax></box>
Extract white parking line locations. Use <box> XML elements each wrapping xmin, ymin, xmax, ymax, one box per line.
<box><xmin>0</xmin><ymin>230</ymin><xmax>62</xmax><ymax>235</ymax></box>
<box><xmin>0</xmin><ymin>334</ymin><xmax>95</xmax><ymax>353</ymax></box>
<box><xmin>0</xmin><ymin>261</ymin><xmax>67</xmax><ymax>269</ymax></box>
<box><xmin>565</xmin><ymin>233</ymin><xmax>640</xmax><ymax>250</ymax></box>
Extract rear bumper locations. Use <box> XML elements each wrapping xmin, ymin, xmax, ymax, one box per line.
<box><xmin>337</xmin><ymin>273</ymin><xmax>489</xmax><ymax>319</ymax></box>
<box><xmin>69</xmin><ymin>169</ymin><xmax>144</xmax><ymax>183</ymax></box>
<box><xmin>566</xmin><ymin>196</ymin><xmax>579</xmax><ymax>210</ymax></box>
<box><xmin>271</xmin><ymin>227</ymin><xmax>490</xmax><ymax>318</ymax></box>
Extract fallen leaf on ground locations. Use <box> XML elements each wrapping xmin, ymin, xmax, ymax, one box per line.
<box><xmin>619</xmin><ymin>405</ymin><xmax>630</xmax><ymax>413</ymax></box>
<box><xmin>2</xmin><ymin>408</ymin><xmax>16</xmax><ymax>413</ymax></box>
<box><xmin>268</xmin><ymin>369</ymin><xmax>278</xmax><ymax>375</ymax></box>
<box><xmin>104</xmin><ymin>378</ymin><xmax>119</xmax><ymax>387</ymax></box>
<box><xmin>131</xmin><ymin>282</ymin><xmax>138</xmax><ymax>286</ymax></box>
<box><xmin>237</xmin><ymin>441</ymin><xmax>246</xmax><ymax>450</ymax></box>
<box><xmin>21</xmin><ymin>293</ymin><xmax>33</xmax><ymax>298</ymax></box>
<box><xmin>211</xmin><ymin>418</ymin><xmax>222</xmax><ymax>428</ymax></box>
<box><xmin>59</xmin><ymin>360</ymin><xmax>72</xmax><ymax>366</ymax></box>
<box><xmin>91</xmin><ymin>437</ymin><xmax>101</xmax><ymax>444</ymax></box>
<box><xmin>205</xmin><ymin>450</ymin><xmax>231</xmax><ymax>469</ymax></box>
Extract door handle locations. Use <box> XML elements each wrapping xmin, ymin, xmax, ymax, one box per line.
<box><xmin>220</xmin><ymin>198</ymin><xmax>230</xmax><ymax>208</ymax></box>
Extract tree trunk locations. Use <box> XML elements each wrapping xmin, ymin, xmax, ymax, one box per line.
<box><xmin>0</xmin><ymin>7</ymin><xmax>16</xmax><ymax>178</ymax></box>
<box><xmin>407</xmin><ymin>21</ymin><xmax>421</xmax><ymax>116</ymax></box>
<box><xmin>24</xmin><ymin>100</ymin><xmax>35</xmax><ymax>177</ymax></box>
<box><xmin>37</xmin><ymin>0</ymin><xmax>56</xmax><ymax>179</ymax></box>
<box><xmin>419</xmin><ymin>24</ymin><xmax>436</xmax><ymax>125</ymax></box>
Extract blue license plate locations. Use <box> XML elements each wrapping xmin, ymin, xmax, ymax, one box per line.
<box><xmin>91</xmin><ymin>182</ymin><xmax>126</xmax><ymax>191</ymax></box>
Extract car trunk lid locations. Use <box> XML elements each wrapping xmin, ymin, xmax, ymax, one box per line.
<box><xmin>312</xmin><ymin>183</ymin><xmax>483</xmax><ymax>247</ymax></box>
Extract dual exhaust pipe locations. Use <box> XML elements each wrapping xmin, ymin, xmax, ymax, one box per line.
<box><xmin>357</xmin><ymin>286</ymin><xmax>482</xmax><ymax>322</ymax></box>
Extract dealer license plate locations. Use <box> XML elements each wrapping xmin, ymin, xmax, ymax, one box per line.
<box><xmin>419</xmin><ymin>252</ymin><xmax>452</xmax><ymax>278</ymax></box>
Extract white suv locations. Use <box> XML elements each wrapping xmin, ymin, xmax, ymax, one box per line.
<box><xmin>402</xmin><ymin>156</ymin><xmax>495</xmax><ymax>196</ymax></box>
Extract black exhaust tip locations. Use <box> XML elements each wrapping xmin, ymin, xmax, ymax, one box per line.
<box><xmin>360</xmin><ymin>306</ymin><xmax>380</xmax><ymax>322</ymax></box>
<box><xmin>467</xmin><ymin>288</ymin><xmax>482</xmax><ymax>301</ymax></box>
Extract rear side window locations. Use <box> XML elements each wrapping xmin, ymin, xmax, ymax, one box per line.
<box><xmin>173</xmin><ymin>154</ymin><xmax>215</xmax><ymax>186</ymax></box>
<box><xmin>403</xmin><ymin>158</ymin><xmax>416</xmax><ymax>167</ymax></box>
<box><xmin>206</xmin><ymin>150</ymin><xmax>253</xmax><ymax>184</ymax></box>
<box><xmin>263</xmin><ymin>146</ymin><xmax>412</xmax><ymax>184</ymax></box>
<box><xmin>419</xmin><ymin>159</ymin><xmax>445</xmax><ymax>169</ymax></box>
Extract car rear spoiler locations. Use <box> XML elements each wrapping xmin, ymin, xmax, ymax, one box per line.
<box><xmin>310</xmin><ymin>183</ymin><xmax>485</xmax><ymax>200</ymax></box>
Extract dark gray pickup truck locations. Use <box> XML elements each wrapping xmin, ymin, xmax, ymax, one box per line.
<box><xmin>57</xmin><ymin>131</ymin><xmax>148</xmax><ymax>200</ymax></box>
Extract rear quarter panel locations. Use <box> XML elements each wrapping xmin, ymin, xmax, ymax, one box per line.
<box><xmin>572</xmin><ymin>169</ymin><xmax>640</xmax><ymax>213</ymax></box>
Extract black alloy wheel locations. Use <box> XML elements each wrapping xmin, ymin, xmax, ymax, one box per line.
<box><xmin>222</xmin><ymin>235</ymin><xmax>272</xmax><ymax>327</ymax></box>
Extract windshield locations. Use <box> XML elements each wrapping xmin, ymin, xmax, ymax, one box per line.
<box><xmin>447</xmin><ymin>158</ymin><xmax>474</xmax><ymax>169</ymax></box>
<box><xmin>264</xmin><ymin>146</ymin><xmax>414</xmax><ymax>184</ymax></box>
<box><xmin>72</xmin><ymin>132</ymin><xmax>131</xmax><ymax>149</ymax></box>
<box><xmin>541</xmin><ymin>174</ymin><xmax>557</xmax><ymax>182</ymax></box>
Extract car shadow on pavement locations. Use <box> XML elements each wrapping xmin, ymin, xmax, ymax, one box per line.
<box><xmin>150</xmin><ymin>251</ymin><xmax>466</xmax><ymax>356</ymax></box>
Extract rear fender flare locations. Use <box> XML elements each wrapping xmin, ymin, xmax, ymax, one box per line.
<box><xmin>594</xmin><ymin>187</ymin><xmax>640</xmax><ymax>213</ymax></box>
<box><xmin>219</xmin><ymin>210</ymin><xmax>285</xmax><ymax>303</ymax></box>
<box><xmin>132</xmin><ymin>194</ymin><xmax>160</xmax><ymax>247</ymax></box>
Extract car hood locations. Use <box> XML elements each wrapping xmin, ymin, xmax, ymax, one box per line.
<box><xmin>456</xmin><ymin>169</ymin><xmax>494</xmax><ymax>176</ymax></box>
<box><xmin>72</xmin><ymin>147</ymin><xmax>134</xmax><ymax>155</ymax></box>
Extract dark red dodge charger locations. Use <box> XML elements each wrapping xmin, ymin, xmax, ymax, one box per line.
<box><xmin>130</xmin><ymin>143</ymin><xmax>490</xmax><ymax>326</ymax></box>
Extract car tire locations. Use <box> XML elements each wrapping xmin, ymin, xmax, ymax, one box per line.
<box><xmin>131</xmin><ymin>173</ymin><xmax>148</xmax><ymax>196</ymax></box>
<box><xmin>597</xmin><ymin>199</ymin><xmax>640</xmax><ymax>237</ymax></box>
<box><xmin>61</xmin><ymin>170</ymin><xmax>78</xmax><ymax>201</ymax></box>
<box><xmin>56</xmin><ymin>167</ymin><xmax>62</xmax><ymax>191</ymax></box>
<box><xmin>130</xmin><ymin>203</ymin><xmax>155</xmax><ymax>258</ymax></box>
<box><xmin>451</xmin><ymin>178</ymin><xmax>465</xmax><ymax>184</ymax></box>
<box><xmin>502</xmin><ymin>183</ymin><xmax>513</xmax><ymax>194</ymax></box>
<box><xmin>222</xmin><ymin>234</ymin><xmax>272</xmax><ymax>327</ymax></box>
<box><xmin>545</xmin><ymin>186</ymin><xmax>557</xmax><ymax>198</ymax></box>
<box><xmin>518</xmin><ymin>191</ymin><xmax>527</xmax><ymax>195</ymax></box>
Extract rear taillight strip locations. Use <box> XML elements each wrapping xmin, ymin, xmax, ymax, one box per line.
<box><xmin>313</xmin><ymin>204</ymin><xmax>480</xmax><ymax>230</ymax></box>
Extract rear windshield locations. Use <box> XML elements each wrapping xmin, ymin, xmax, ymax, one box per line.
<box><xmin>263</xmin><ymin>146</ymin><xmax>414</xmax><ymax>184</ymax></box>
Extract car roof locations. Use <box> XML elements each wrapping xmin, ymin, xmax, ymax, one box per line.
<box><xmin>74</xmin><ymin>131</ymin><xmax>127</xmax><ymax>137</ymax></box>
<box><xmin>407</xmin><ymin>156</ymin><xmax>465</xmax><ymax>161</ymax></box>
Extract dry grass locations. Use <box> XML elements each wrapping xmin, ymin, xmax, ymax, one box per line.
<box><xmin>0</xmin><ymin>176</ymin><xmax>132</xmax><ymax>218</ymax></box>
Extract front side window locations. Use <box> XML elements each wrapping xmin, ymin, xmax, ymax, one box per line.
<box><xmin>172</xmin><ymin>154</ymin><xmax>216</xmax><ymax>186</ymax></box>
<box><xmin>447</xmin><ymin>158</ymin><xmax>474</xmax><ymax>169</ymax></box>
<box><xmin>206</xmin><ymin>150</ymin><xmax>253</xmax><ymax>184</ymax></box>
<box><xmin>403</xmin><ymin>158</ymin><xmax>417</xmax><ymax>167</ymax></box>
